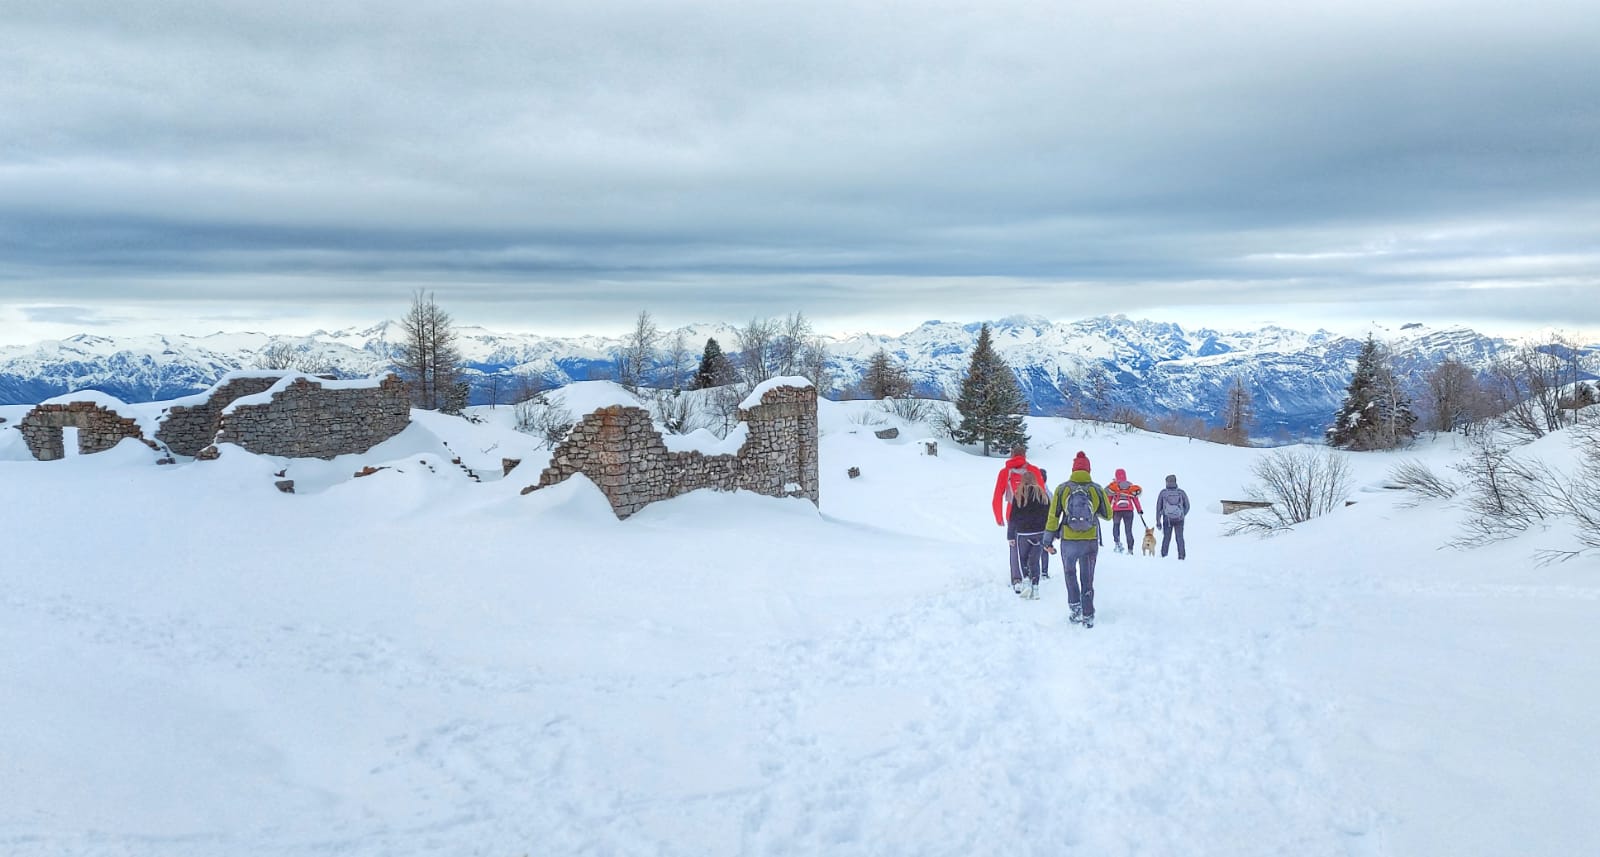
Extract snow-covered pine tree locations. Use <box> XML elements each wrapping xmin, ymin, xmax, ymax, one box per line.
<box><xmin>1327</xmin><ymin>335</ymin><xmax>1417</xmax><ymax>450</ymax></box>
<box><xmin>952</xmin><ymin>323</ymin><xmax>1029</xmax><ymax>455</ymax></box>
<box><xmin>692</xmin><ymin>337</ymin><xmax>735</xmax><ymax>390</ymax></box>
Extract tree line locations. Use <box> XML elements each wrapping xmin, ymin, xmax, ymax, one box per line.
<box><xmin>370</xmin><ymin>292</ymin><xmax>1597</xmax><ymax>455</ymax></box>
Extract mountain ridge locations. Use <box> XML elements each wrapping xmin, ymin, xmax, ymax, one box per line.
<box><xmin>0</xmin><ymin>315</ymin><xmax>1533</xmax><ymax>437</ymax></box>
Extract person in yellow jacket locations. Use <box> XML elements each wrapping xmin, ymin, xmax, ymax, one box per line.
<box><xmin>1043</xmin><ymin>451</ymin><xmax>1113</xmax><ymax>628</ymax></box>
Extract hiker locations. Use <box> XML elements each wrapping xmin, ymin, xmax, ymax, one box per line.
<box><xmin>1044</xmin><ymin>451</ymin><xmax>1112</xmax><ymax>628</ymax></box>
<box><xmin>992</xmin><ymin>444</ymin><xmax>1045</xmax><ymax>589</ymax></box>
<box><xmin>1006</xmin><ymin>472</ymin><xmax>1051</xmax><ymax>599</ymax></box>
<box><xmin>1106</xmin><ymin>468</ymin><xmax>1144</xmax><ymax>554</ymax></box>
<box><xmin>1155</xmin><ymin>474</ymin><xmax>1191</xmax><ymax>560</ymax></box>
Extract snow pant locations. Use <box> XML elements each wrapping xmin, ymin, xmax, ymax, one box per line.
<box><xmin>1013</xmin><ymin>533</ymin><xmax>1046</xmax><ymax>586</ymax></box>
<box><xmin>1111</xmin><ymin>510</ymin><xmax>1136</xmax><ymax>550</ymax></box>
<box><xmin>1161</xmin><ymin>520</ymin><xmax>1186</xmax><ymax>559</ymax></box>
<box><xmin>1057</xmin><ymin>539</ymin><xmax>1099</xmax><ymax>617</ymax></box>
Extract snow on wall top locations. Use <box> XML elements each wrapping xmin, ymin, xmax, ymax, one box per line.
<box><xmin>39</xmin><ymin>389</ymin><xmax>134</xmax><ymax>410</ymax></box>
<box><xmin>221</xmin><ymin>374</ymin><xmax>388</xmax><ymax>414</ymax></box>
<box><xmin>740</xmin><ymin>376</ymin><xmax>814</xmax><ymax>410</ymax></box>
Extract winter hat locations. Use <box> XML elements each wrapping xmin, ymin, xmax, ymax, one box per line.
<box><xmin>1115</xmin><ymin>468</ymin><xmax>1127</xmax><ymax>482</ymax></box>
<box><xmin>1165</xmin><ymin>474</ymin><xmax>1178</xmax><ymax>488</ymax></box>
<box><xmin>1072</xmin><ymin>451</ymin><xmax>1091</xmax><ymax>473</ymax></box>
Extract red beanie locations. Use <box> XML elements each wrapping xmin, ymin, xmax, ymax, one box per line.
<box><xmin>1072</xmin><ymin>451</ymin><xmax>1090</xmax><ymax>473</ymax></box>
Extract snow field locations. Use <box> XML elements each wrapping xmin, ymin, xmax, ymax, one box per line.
<box><xmin>1</xmin><ymin>401</ymin><xmax>1596</xmax><ymax>855</ymax></box>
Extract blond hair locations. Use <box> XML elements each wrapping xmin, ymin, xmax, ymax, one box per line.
<box><xmin>1016</xmin><ymin>473</ymin><xmax>1049</xmax><ymax>507</ymax></box>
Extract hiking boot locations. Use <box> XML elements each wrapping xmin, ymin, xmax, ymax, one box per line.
<box><xmin>1084</xmin><ymin>614</ymin><xmax>1095</xmax><ymax>629</ymax></box>
<box><xmin>1022</xmin><ymin>581</ymin><xmax>1036</xmax><ymax>600</ymax></box>
<box><xmin>1012</xmin><ymin>582</ymin><xmax>1023</xmax><ymax>595</ymax></box>
<box><xmin>1069</xmin><ymin>605</ymin><xmax>1083</xmax><ymax>623</ymax></box>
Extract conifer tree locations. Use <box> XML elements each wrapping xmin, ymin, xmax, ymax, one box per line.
<box><xmin>1217</xmin><ymin>375</ymin><xmax>1255</xmax><ymax>446</ymax></box>
<box><xmin>1327</xmin><ymin>335</ymin><xmax>1417</xmax><ymax>450</ymax></box>
<box><xmin>952</xmin><ymin>323</ymin><xmax>1029</xmax><ymax>455</ymax></box>
<box><xmin>860</xmin><ymin>348</ymin><xmax>913</xmax><ymax>400</ymax></box>
<box><xmin>692</xmin><ymin>337</ymin><xmax>735</xmax><ymax>389</ymax></box>
<box><xmin>396</xmin><ymin>290</ymin><xmax>462</xmax><ymax>411</ymax></box>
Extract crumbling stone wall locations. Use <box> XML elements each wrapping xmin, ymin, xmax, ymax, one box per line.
<box><xmin>212</xmin><ymin>374</ymin><xmax>410</xmax><ymax>459</ymax></box>
<box><xmin>19</xmin><ymin>402</ymin><xmax>147</xmax><ymax>460</ymax></box>
<box><xmin>524</xmin><ymin>383</ymin><xmax>819</xmax><ymax>519</ymax></box>
<box><xmin>155</xmin><ymin>375</ymin><xmax>284</xmax><ymax>456</ymax></box>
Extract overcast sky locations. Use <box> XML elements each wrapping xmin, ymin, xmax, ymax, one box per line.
<box><xmin>2</xmin><ymin>0</ymin><xmax>1598</xmax><ymax>345</ymax></box>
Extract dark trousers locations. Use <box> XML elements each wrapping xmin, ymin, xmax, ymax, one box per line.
<box><xmin>1161</xmin><ymin>520</ymin><xmax>1186</xmax><ymax>559</ymax></box>
<box><xmin>1111</xmin><ymin>510</ymin><xmax>1136</xmax><ymax>549</ymax></box>
<box><xmin>1014</xmin><ymin>533</ymin><xmax>1046</xmax><ymax>586</ymax></box>
<box><xmin>1057</xmin><ymin>539</ymin><xmax>1099</xmax><ymax>617</ymax></box>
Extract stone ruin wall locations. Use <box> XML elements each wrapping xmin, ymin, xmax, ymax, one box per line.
<box><xmin>524</xmin><ymin>384</ymin><xmax>820</xmax><ymax>519</ymax></box>
<box><xmin>211</xmin><ymin>374</ymin><xmax>411</xmax><ymax>460</ymax></box>
<box><xmin>155</xmin><ymin>375</ymin><xmax>285</xmax><ymax>456</ymax></box>
<box><xmin>18</xmin><ymin>402</ymin><xmax>151</xmax><ymax>461</ymax></box>
<box><xmin>18</xmin><ymin>373</ymin><xmax>411</xmax><ymax>463</ymax></box>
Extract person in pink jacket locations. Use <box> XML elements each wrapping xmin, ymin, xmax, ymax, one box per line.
<box><xmin>1106</xmin><ymin>468</ymin><xmax>1145</xmax><ymax>554</ymax></box>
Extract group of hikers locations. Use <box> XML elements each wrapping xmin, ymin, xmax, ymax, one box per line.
<box><xmin>991</xmin><ymin>445</ymin><xmax>1191</xmax><ymax>628</ymax></box>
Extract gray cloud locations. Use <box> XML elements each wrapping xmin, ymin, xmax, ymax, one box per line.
<box><xmin>18</xmin><ymin>305</ymin><xmax>123</xmax><ymax>326</ymax></box>
<box><xmin>2</xmin><ymin>0</ymin><xmax>1598</xmax><ymax>337</ymax></box>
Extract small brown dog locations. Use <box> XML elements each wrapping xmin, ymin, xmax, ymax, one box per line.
<box><xmin>1141</xmin><ymin>527</ymin><xmax>1157</xmax><ymax>556</ymax></box>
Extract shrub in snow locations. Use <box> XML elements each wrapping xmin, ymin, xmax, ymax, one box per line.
<box><xmin>514</xmin><ymin>394</ymin><xmax>576</xmax><ymax>450</ymax></box>
<box><xmin>878</xmin><ymin>397</ymin><xmax>937</xmax><ymax>423</ymax></box>
<box><xmin>1227</xmin><ymin>448</ymin><xmax>1354</xmax><ymax>536</ymax></box>
<box><xmin>1449</xmin><ymin>434</ymin><xmax>1555</xmax><ymax>547</ymax></box>
<box><xmin>652</xmin><ymin>389</ymin><xmax>707</xmax><ymax>436</ymax></box>
<box><xmin>1388</xmin><ymin>460</ymin><xmax>1461</xmax><ymax>504</ymax></box>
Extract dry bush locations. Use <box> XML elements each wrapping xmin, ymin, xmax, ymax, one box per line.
<box><xmin>1449</xmin><ymin>434</ymin><xmax>1555</xmax><ymax>547</ymax></box>
<box><xmin>878</xmin><ymin>397</ymin><xmax>938</xmax><ymax>424</ymax></box>
<box><xmin>652</xmin><ymin>389</ymin><xmax>708</xmax><ymax>436</ymax></box>
<box><xmin>1227</xmin><ymin>448</ymin><xmax>1353</xmax><ymax>536</ymax></box>
<box><xmin>514</xmin><ymin>394</ymin><xmax>576</xmax><ymax>449</ymax></box>
<box><xmin>1387</xmin><ymin>459</ymin><xmax>1460</xmax><ymax>504</ymax></box>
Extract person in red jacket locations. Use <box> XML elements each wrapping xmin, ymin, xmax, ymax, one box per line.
<box><xmin>1106</xmin><ymin>468</ymin><xmax>1144</xmax><ymax>554</ymax></box>
<box><xmin>993</xmin><ymin>444</ymin><xmax>1045</xmax><ymax>588</ymax></box>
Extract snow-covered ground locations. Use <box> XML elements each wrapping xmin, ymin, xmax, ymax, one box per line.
<box><xmin>1</xmin><ymin>397</ymin><xmax>1596</xmax><ymax>856</ymax></box>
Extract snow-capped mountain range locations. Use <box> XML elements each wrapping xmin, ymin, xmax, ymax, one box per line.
<box><xmin>0</xmin><ymin>315</ymin><xmax>1533</xmax><ymax>436</ymax></box>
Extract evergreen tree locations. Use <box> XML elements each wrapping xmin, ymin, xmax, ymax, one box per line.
<box><xmin>952</xmin><ymin>323</ymin><xmax>1029</xmax><ymax>455</ymax></box>
<box><xmin>692</xmin><ymin>337</ymin><xmax>735</xmax><ymax>389</ymax></box>
<box><xmin>1327</xmin><ymin>335</ymin><xmax>1417</xmax><ymax>450</ymax></box>
<box><xmin>860</xmin><ymin>348</ymin><xmax>913</xmax><ymax>400</ymax></box>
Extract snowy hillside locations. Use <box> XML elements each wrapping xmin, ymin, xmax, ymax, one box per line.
<box><xmin>0</xmin><ymin>316</ymin><xmax>1534</xmax><ymax>438</ymax></box>
<box><xmin>2</xmin><ymin>401</ymin><xmax>1596</xmax><ymax>856</ymax></box>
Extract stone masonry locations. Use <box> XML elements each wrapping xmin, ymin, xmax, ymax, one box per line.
<box><xmin>155</xmin><ymin>375</ymin><xmax>286</xmax><ymax>456</ymax></box>
<box><xmin>19</xmin><ymin>401</ymin><xmax>150</xmax><ymax>461</ymax></box>
<box><xmin>524</xmin><ymin>383</ymin><xmax>819</xmax><ymax>519</ymax></box>
<box><xmin>212</xmin><ymin>374</ymin><xmax>411</xmax><ymax>459</ymax></box>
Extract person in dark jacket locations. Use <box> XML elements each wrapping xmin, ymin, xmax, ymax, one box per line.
<box><xmin>1007</xmin><ymin>472</ymin><xmax>1051</xmax><ymax>599</ymax></box>
<box><xmin>993</xmin><ymin>444</ymin><xmax>1046</xmax><ymax>587</ymax></box>
<box><xmin>1155</xmin><ymin>474</ymin><xmax>1191</xmax><ymax>560</ymax></box>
